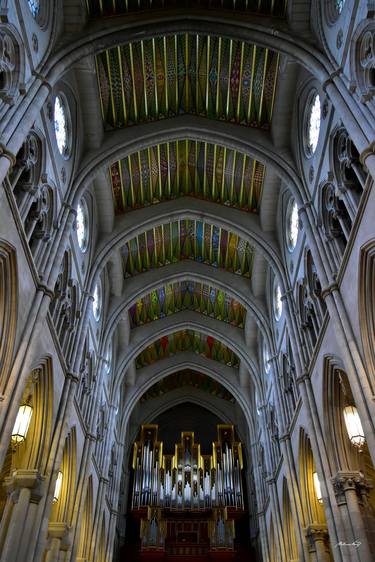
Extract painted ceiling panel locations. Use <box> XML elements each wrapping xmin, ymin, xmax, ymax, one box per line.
<box><xmin>87</xmin><ymin>0</ymin><xmax>287</xmax><ymax>18</ymax></box>
<box><xmin>129</xmin><ymin>280</ymin><xmax>246</xmax><ymax>329</ymax></box>
<box><xmin>121</xmin><ymin>219</ymin><xmax>254</xmax><ymax>278</ymax></box>
<box><xmin>96</xmin><ymin>34</ymin><xmax>279</xmax><ymax>129</ymax></box>
<box><xmin>140</xmin><ymin>370</ymin><xmax>235</xmax><ymax>403</ymax></box>
<box><xmin>135</xmin><ymin>330</ymin><xmax>240</xmax><ymax>369</ymax></box>
<box><xmin>110</xmin><ymin>140</ymin><xmax>265</xmax><ymax>214</ymax></box>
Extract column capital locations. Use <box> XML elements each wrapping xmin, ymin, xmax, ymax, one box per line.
<box><xmin>331</xmin><ymin>470</ymin><xmax>373</xmax><ymax>504</ymax></box>
<box><xmin>4</xmin><ymin>469</ymin><xmax>45</xmax><ymax>501</ymax></box>
<box><xmin>304</xmin><ymin>524</ymin><xmax>329</xmax><ymax>552</ymax></box>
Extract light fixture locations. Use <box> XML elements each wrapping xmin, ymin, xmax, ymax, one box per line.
<box><xmin>53</xmin><ymin>471</ymin><xmax>63</xmax><ymax>503</ymax></box>
<box><xmin>11</xmin><ymin>403</ymin><xmax>33</xmax><ymax>444</ymax></box>
<box><xmin>343</xmin><ymin>405</ymin><xmax>366</xmax><ymax>449</ymax></box>
<box><xmin>313</xmin><ymin>471</ymin><xmax>323</xmax><ymax>504</ymax></box>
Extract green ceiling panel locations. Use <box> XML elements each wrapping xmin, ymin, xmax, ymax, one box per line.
<box><xmin>110</xmin><ymin>140</ymin><xmax>265</xmax><ymax>214</ymax></box>
<box><xmin>96</xmin><ymin>33</ymin><xmax>278</xmax><ymax>129</ymax></box>
<box><xmin>135</xmin><ymin>330</ymin><xmax>240</xmax><ymax>369</ymax></box>
<box><xmin>121</xmin><ymin>219</ymin><xmax>254</xmax><ymax>277</ymax></box>
<box><xmin>129</xmin><ymin>281</ymin><xmax>246</xmax><ymax>328</ymax></box>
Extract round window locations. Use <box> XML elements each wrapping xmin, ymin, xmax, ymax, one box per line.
<box><xmin>54</xmin><ymin>95</ymin><xmax>70</xmax><ymax>158</ymax></box>
<box><xmin>27</xmin><ymin>0</ymin><xmax>40</xmax><ymax>18</ymax></box>
<box><xmin>76</xmin><ymin>200</ymin><xmax>89</xmax><ymax>252</ymax></box>
<box><xmin>304</xmin><ymin>92</ymin><xmax>321</xmax><ymax>157</ymax></box>
<box><xmin>286</xmin><ymin>199</ymin><xmax>299</xmax><ymax>252</ymax></box>
<box><xmin>273</xmin><ymin>280</ymin><xmax>283</xmax><ymax>322</ymax></box>
<box><xmin>93</xmin><ymin>282</ymin><xmax>102</xmax><ymax>322</ymax></box>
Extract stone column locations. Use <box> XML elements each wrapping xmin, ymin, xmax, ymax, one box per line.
<box><xmin>44</xmin><ymin>522</ymin><xmax>70</xmax><ymax>562</ymax></box>
<box><xmin>332</xmin><ymin>471</ymin><xmax>374</xmax><ymax>562</ymax></box>
<box><xmin>305</xmin><ymin>525</ymin><xmax>332</xmax><ymax>562</ymax></box>
<box><xmin>0</xmin><ymin>469</ymin><xmax>44</xmax><ymax>562</ymax></box>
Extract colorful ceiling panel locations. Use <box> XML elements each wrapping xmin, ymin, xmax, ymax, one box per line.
<box><xmin>135</xmin><ymin>330</ymin><xmax>240</xmax><ymax>369</ymax></box>
<box><xmin>87</xmin><ymin>0</ymin><xmax>287</xmax><ymax>18</ymax></box>
<box><xmin>121</xmin><ymin>219</ymin><xmax>254</xmax><ymax>278</ymax></box>
<box><xmin>140</xmin><ymin>370</ymin><xmax>235</xmax><ymax>403</ymax></box>
<box><xmin>110</xmin><ymin>140</ymin><xmax>265</xmax><ymax>214</ymax></box>
<box><xmin>96</xmin><ymin>34</ymin><xmax>279</xmax><ymax>129</ymax></box>
<box><xmin>129</xmin><ymin>281</ymin><xmax>246</xmax><ymax>329</ymax></box>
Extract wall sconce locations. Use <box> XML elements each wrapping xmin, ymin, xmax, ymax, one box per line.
<box><xmin>53</xmin><ymin>471</ymin><xmax>63</xmax><ymax>503</ymax></box>
<box><xmin>313</xmin><ymin>471</ymin><xmax>323</xmax><ymax>504</ymax></box>
<box><xmin>11</xmin><ymin>403</ymin><xmax>33</xmax><ymax>444</ymax></box>
<box><xmin>343</xmin><ymin>405</ymin><xmax>366</xmax><ymax>449</ymax></box>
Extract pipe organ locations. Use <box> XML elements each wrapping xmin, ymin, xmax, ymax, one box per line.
<box><xmin>132</xmin><ymin>425</ymin><xmax>244</xmax><ymax>511</ymax></box>
<box><xmin>131</xmin><ymin>425</ymin><xmax>246</xmax><ymax>558</ymax></box>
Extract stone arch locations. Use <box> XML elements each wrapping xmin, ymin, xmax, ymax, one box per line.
<box><xmin>0</xmin><ymin>358</ymin><xmax>53</xmax><ymax>524</ymax></box>
<box><xmin>96</xmin><ymin>514</ymin><xmax>106</xmax><ymax>562</ymax></box>
<box><xmin>359</xmin><ymin>240</ymin><xmax>375</xmax><ymax>395</ymax></box>
<box><xmin>298</xmin><ymin>428</ymin><xmax>326</xmax><ymax>527</ymax></box>
<box><xmin>76</xmin><ymin>474</ymin><xmax>93</xmax><ymax>560</ymax></box>
<box><xmin>282</xmin><ymin>478</ymin><xmax>298</xmax><ymax>562</ymax></box>
<box><xmin>104</xmin><ymin>260</ymin><xmax>271</xmax><ymax>359</ymax></box>
<box><xmin>323</xmin><ymin>355</ymin><xmax>360</xmax><ymax>473</ymax></box>
<box><xmin>0</xmin><ymin>23</ymin><xmax>25</xmax><ymax>108</ymax></box>
<box><xmin>350</xmin><ymin>18</ymin><xmax>375</xmax><ymax>102</ymax></box>
<box><xmin>0</xmin><ymin>240</ymin><xmax>17</xmax><ymax>394</ymax></box>
<box><xmin>50</xmin><ymin>426</ymin><xmax>77</xmax><ymax>525</ymax></box>
<box><xmin>113</xmin><ymin>311</ymin><xmax>259</xmax><ymax>398</ymax></box>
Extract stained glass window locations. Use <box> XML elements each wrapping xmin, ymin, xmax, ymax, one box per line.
<box><xmin>273</xmin><ymin>281</ymin><xmax>282</xmax><ymax>321</ymax></box>
<box><xmin>306</xmin><ymin>93</ymin><xmax>321</xmax><ymax>156</ymax></box>
<box><xmin>28</xmin><ymin>0</ymin><xmax>40</xmax><ymax>18</ymax></box>
<box><xmin>286</xmin><ymin>199</ymin><xmax>299</xmax><ymax>252</ymax></box>
<box><xmin>54</xmin><ymin>95</ymin><xmax>69</xmax><ymax>156</ymax></box>
<box><xmin>263</xmin><ymin>341</ymin><xmax>271</xmax><ymax>374</ymax></box>
<box><xmin>335</xmin><ymin>0</ymin><xmax>345</xmax><ymax>15</ymax></box>
<box><xmin>104</xmin><ymin>341</ymin><xmax>112</xmax><ymax>374</ymax></box>
<box><xmin>76</xmin><ymin>201</ymin><xmax>88</xmax><ymax>252</ymax></box>
<box><xmin>93</xmin><ymin>282</ymin><xmax>102</xmax><ymax>322</ymax></box>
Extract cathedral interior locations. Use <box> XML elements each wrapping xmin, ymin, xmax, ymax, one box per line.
<box><xmin>1</xmin><ymin>1</ymin><xmax>375</xmax><ymax>561</ymax></box>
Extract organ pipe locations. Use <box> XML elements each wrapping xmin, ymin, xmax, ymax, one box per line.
<box><xmin>132</xmin><ymin>424</ymin><xmax>244</xmax><ymax>511</ymax></box>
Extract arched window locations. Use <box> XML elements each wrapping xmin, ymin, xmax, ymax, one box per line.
<box><xmin>105</xmin><ymin>340</ymin><xmax>112</xmax><ymax>374</ymax></box>
<box><xmin>93</xmin><ymin>281</ymin><xmax>103</xmax><ymax>322</ymax></box>
<box><xmin>286</xmin><ymin>199</ymin><xmax>299</xmax><ymax>252</ymax></box>
<box><xmin>27</xmin><ymin>0</ymin><xmax>40</xmax><ymax>18</ymax></box>
<box><xmin>76</xmin><ymin>200</ymin><xmax>89</xmax><ymax>252</ymax></box>
<box><xmin>304</xmin><ymin>92</ymin><xmax>321</xmax><ymax>157</ymax></box>
<box><xmin>54</xmin><ymin>95</ymin><xmax>71</xmax><ymax>158</ymax></box>
<box><xmin>273</xmin><ymin>280</ymin><xmax>282</xmax><ymax>321</ymax></box>
<box><xmin>263</xmin><ymin>340</ymin><xmax>271</xmax><ymax>374</ymax></box>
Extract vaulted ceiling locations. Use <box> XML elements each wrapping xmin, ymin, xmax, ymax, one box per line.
<box><xmin>74</xmin><ymin>0</ymin><xmax>299</xmax><ymax>430</ymax></box>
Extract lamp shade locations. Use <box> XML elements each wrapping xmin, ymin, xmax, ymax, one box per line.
<box><xmin>53</xmin><ymin>471</ymin><xmax>63</xmax><ymax>503</ymax></box>
<box><xmin>11</xmin><ymin>404</ymin><xmax>33</xmax><ymax>443</ymax></box>
<box><xmin>343</xmin><ymin>405</ymin><xmax>366</xmax><ymax>448</ymax></box>
<box><xmin>313</xmin><ymin>471</ymin><xmax>323</xmax><ymax>503</ymax></box>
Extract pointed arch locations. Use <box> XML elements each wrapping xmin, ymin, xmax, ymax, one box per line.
<box><xmin>359</xmin><ymin>240</ymin><xmax>375</xmax><ymax>395</ymax></box>
<box><xmin>282</xmin><ymin>478</ymin><xmax>298</xmax><ymax>562</ymax></box>
<box><xmin>76</xmin><ymin>475</ymin><xmax>93</xmax><ymax>560</ymax></box>
<box><xmin>50</xmin><ymin>427</ymin><xmax>77</xmax><ymax>524</ymax></box>
<box><xmin>298</xmin><ymin>429</ymin><xmax>325</xmax><ymax>526</ymax></box>
<box><xmin>0</xmin><ymin>240</ymin><xmax>17</xmax><ymax>394</ymax></box>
